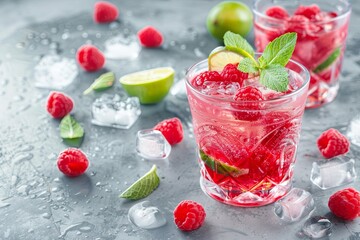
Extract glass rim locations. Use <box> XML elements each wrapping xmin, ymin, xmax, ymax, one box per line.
<box><xmin>185</xmin><ymin>56</ymin><xmax>310</xmax><ymax>104</ymax></box>
<box><xmin>252</xmin><ymin>0</ymin><xmax>351</xmax><ymax>24</ymax></box>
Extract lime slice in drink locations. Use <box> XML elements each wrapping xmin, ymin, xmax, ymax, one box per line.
<box><xmin>208</xmin><ymin>46</ymin><xmax>243</xmax><ymax>72</ymax></box>
<box><xmin>314</xmin><ymin>47</ymin><xmax>341</xmax><ymax>73</ymax></box>
<box><xmin>199</xmin><ymin>150</ymin><xmax>249</xmax><ymax>177</ymax></box>
<box><xmin>119</xmin><ymin>67</ymin><xmax>175</xmax><ymax>104</ymax></box>
<box><xmin>120</xmin><ymin>165</ymin><xmax>160</xmax><ymax>200</ymax></box>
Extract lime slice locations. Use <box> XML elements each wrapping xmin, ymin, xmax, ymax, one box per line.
<box><xmin>314</xmin><ymin>47</ymin><xmax>341</xmax><ymax>73</ymax></box>
<box><xmin>208</xmin><ymin>46</ymin><xmax>243</xmax><ymax>71</ymax></box>
<box><xmin>119</xmin><ymin>67</ymin><xmax>175</xmax><ymax>104</ymax></box>
<box><xmin>120</xmin><ymin>165</ymin><xmax>160</xmax><ymax>200</ymax></box>
<box><xmin>199</xmin><ymin>150</ymin><xmax>249</xmax><ymax>177</ymax></box>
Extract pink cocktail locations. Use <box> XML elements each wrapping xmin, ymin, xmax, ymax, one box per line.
<box><xmin>186</xmin><ymin>57</ymin><xmax>309</xmax><ymax>207</ymax></box>
<box><xmin>253</xmin><ymin>0</ymin><xmax>351</xmax><ymax>108</ymax></box>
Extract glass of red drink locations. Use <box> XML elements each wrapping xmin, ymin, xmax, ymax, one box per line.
<box><xmin>253</xmin><ymin>0</ymin><xmax>351</xmax><ymax>108</ymax></box>
<box><xmin>185</xmin><ymin>55</ymin><xmax>310</xmax><ymax>207</ymax></box>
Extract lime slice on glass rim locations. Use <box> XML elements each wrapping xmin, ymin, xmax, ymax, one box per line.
<box><xmin>208</xmin><ymin>46</ymin><xmax>243</xmax><ymax>71</ymax></box>
<box><xmin>119</xmin><ymin>67</ymin><xmax>175</xmax><ymax>104</ymax></box>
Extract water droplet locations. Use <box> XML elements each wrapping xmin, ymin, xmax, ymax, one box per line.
<box><xmin>180</xmin><ymin>44</ymin><xmax>186</xmax><ymax>50</ymax></box>
<box><xmin>51</xmin><ymin>27</ymin><xmax>58</xmax><ymax>34</ymax></box>
<box><xmin>13</xmin><ymin>153</ymin><xmax>33</xmax><ymax>165</ymax></box>
<box><xmin>62</xmin><ymin>33</ymin><xmax>70</xmax><ymax>40</ymax></box>
<box><xmin>28</xmin><ymin>228</ymin><xmax>34</xmax><ymax>233</ymax></box>
<box><xmin>76</xmin><ymin>25</ymin><xmax>84</xmax><ymax>31</ymax></box>
<box><xmin>41</xmin><ymin>39</ymin><xmax>50</xmax><ymax>45</ymax></box>
<box><xmin>82</xmin><ymin>32</ymin><xmax>89</xmax><ymax>38</ymax></box>
<box><xmin>42</xmin><ymin>212</ymin><xmax>52</xmax><ymax>219</ymax></box>
<box><xmin>16</xmin><ymin>42</ymin><xmax>26</xmax><ymax>49</ymax></box>
<box><xmin>95</xmin><ymin>33</ymin><xmax>102</xmax><ymax>38</ymax></box>
<box><xmin>128</xmin><ymin>201</ymin><xmax>167</xmax><ymax>229</ymax></box>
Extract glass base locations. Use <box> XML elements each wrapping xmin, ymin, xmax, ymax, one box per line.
<box><xmin>200</xmin><ymin>176</ymin><xmax>292</xmax><ymax>207</ymax></box>
<box><xmin>306</xmin><ymin>82</ymin><xmax>339</xmax><ymax>108</ymax></box>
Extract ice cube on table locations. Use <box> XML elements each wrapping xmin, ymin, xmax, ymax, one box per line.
<box><xmin>104</xmin><ymin>35</ymin><xmax>140</xmax><ymax>60</ymax></box>
<box><xmin>136</xmin><ymin>129</ymin><xmax>171</xmax><ymax>160</ymax></box>
<box><xmin>301</xmin><ymin>216</ymin><xmax>332</xmax><ymax>239</ymax></box>
<box><xmin>34</xmin><ymin>55</ymin><xmax>78</xmax><ymax>90</ymax></box>
<box><xmin>347</xmin><ymin>114</ymin><xmax>360</xmax><ymax>147</ymax></box>
<box><xmin>310</xmin><ymin>156</ymin><xmax>356</xmax><ymax>190</ymax></box>
<box><xmin>274</xmin><ymin>188</ymin><xmax>315</xmax><ymax>222</ymax></box>
<box><xmin>91</xmin><ymin>94</ymin><xmax>141</xmax><ymax>129</ymax></box>
<box><xmin>128</xmin><ymin>201</ymin><xmax>166</xmax><ymax>229</ymax></box>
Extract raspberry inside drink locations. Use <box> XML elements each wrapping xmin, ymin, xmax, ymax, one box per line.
<box><xmin>253</xmin><ymin>0</ymin><xmax>351</xmax><ymax>108</ymax></box>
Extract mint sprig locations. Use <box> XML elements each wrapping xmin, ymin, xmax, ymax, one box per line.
<box><xmin>60</xmin><ymin>115</ymin><xmax>84</xmax><ymax>147</ymax></box>
<box><xmin>223</xmin><ymin>31</ymin><xmax>297</xmax><ymax>92</ymax></box>
<box><xmin>83</xmin><ymin>72</ymin><xmax>115</xmax><ymax>95</ymax></box>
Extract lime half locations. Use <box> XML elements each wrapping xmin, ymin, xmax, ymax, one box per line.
<box><xmin>208</xmin><ymin>46</ymin><xmax>243</xmax><ymax>71</ymax></box>
<box><xmin>119</xmin><ymin>67</ymin><xmax>175</xmax><ymax>104</ymax></box>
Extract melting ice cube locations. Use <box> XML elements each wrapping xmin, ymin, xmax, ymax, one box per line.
<box><xmin>104</xmin><ymin>35</ymin><xmax>140</xmax><ymax>60</ymax></box>
<box><xmin>91</xmin><ymin>94</ymin><xmax>141</xmax><ymax>129</ymax></box>
<box><xmin>310</xmin><ymin>156</ymin><xmax>356</xmax><ymax>190</ymax></box>
<box><xmin>34</xmin><ymin>55</ymin><xmax>78</xmax><ymax>90</ymax></box>
<box><xmin>136</xmin><ymin>129</ymin><xmax>171</xmax><ymax>160</ymax></box>
<box><xmin>128</xmin><ymin>201</ymin><xmax>166</xmax><ymax>229</ymax></box>
<box><xmin>274</xmin><ymin>188</ymin><xmax>315</xmax><ymax>222</ymax></box>
<box><xmin>301</xmin><ymin>216</ymin><xmax>332</xmax><ymax>239</ymax></box>
<box><xmin>347</xmin><ymin>114</ymin><xmax>360</xmax><ymax>147</ymax></box>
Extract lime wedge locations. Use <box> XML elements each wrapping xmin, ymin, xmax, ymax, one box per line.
<box><xmin>314</xmin><ymin>47</ymin><xmax>341</xmax><ymax>73</ymax></box>
<box><xmin>208</xmin><ymin>46</ymin><xmax>243</xmax><ymax>71</ymax></box>
<box><xmin>120</xmin><ymin>165</ymin><xmax>160</xmax><ymax>200</ymax></box>
<box><xmin>199</xmin><ymin>150</ymin><xmax>249</xmax><ymax>177</ymax></box>
<box><xmin>119</xmin><ymin>67</ymin><xmax>175</xmax><ymax>104</ymax></box>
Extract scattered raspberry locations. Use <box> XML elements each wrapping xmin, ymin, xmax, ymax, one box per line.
<box><xmin>46</xmin><ymin>91</ymin><xmax>74</xmax><ymax>119</ymax></box>
<box><xmin>137</xmin><ymin>26</ymin><xmax>164</xmax><ymax>48</ymax></box>
<box><xmin>76</xmin><ymin>45</ymin><xmax>105</xmax><ymax>72</ymax></box>
<box><xmin>265</xmin><ymin>6</ymin><xmax>290</xmax><ymax>19</ymax></box>
<box><xmin>153</xmin><ymin>117</ymin><xmax>183</xmax><ymax>145</ymax></box>
<box><xmin>191</xmin><ymin>71</ymin><xmax>221</xmax><ymax>88</ymax></box>
<box><xmin>57</xmin><ymin>148</ymin><xmax>89</xmax><ymax>177</ymax></box>
<box><xmin>220</xmin><ymin>63</ymin><xmax>248</xmax><ymax>85</ymax></box>
<box><xmin>294</xmin><ymin>4</ymin><xmax>321</xmax><ymax>20</ymax></box>
<box><xmin>328</xmin><ymin>188</ymin><xmax>360</xmax><ymax>221</ymax></box>
<box><xmin>173</xmin><ymin>200</ymin><xmax>206</xmax><ymax>231</ymax></box>
<box><xmin>317</xmin><ymin>128</ymin><xmax>350</xmax><ymax>159</ymax></box>
<box><xmin>94</xmin><ymin>1</ymin><xmax>119</xmax><ymax>23</ymax></box>
<box><xmin>232</xmin><ymin>86</ymin><xmax>265</xmax><ymax>121</ymax></box>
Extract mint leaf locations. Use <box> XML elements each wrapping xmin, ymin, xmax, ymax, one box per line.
<box><xmin>238</xmin><ymin>58</ymin><xmax>259</xmax><ymax>73</ymax></box>
<box><xmin>314</xmin><ymin>47</ymin><xmax>341</xmax><ymax>73</ymax></box>
<box><xmin>60</xmin><ymin>115</ymin><xmax>84</xmax><ymax>139</ymax></box>
<box><xmin>258</xmin><ymin>32</ymin><xmax>297</xmax><ymax>67</ymax></box>
<box><xmin>83</xmin><ymin>72</ymin><xmax>115</xmax><ymax>95</ymax></box>
<box><xmin>260</xmin><ymin>65</ymin><xmax>289</xmax><ymax>92</ymax></box>
<box><xmin>224</xmin><ymin>31</ymin><xmax>255</xmax><ymax>59</ymax></box>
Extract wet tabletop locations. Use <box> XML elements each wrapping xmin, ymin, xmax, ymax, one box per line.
<box><xmin>1</xmin><ymin>0</ymin><xmax>360</xmax><ymax>239</ymax></box>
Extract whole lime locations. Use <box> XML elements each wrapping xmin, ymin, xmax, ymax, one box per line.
<box><xmin>206</xmin><ymin>1</ymin><xmax>253</xmax><ymax>42</ymax></box>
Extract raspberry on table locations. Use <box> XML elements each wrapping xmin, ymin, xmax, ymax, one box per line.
<box><xmin>94</xmin><ymin>1</ymin><xmax>119</xmax><ymax>23</ymax></box>
<box><xmin>137</xmin><ymin>26</ymin><xmax>164</xmax><ymax>48</ymax></box>
<box><xmin>317</xmin><ymin>128</ymin><xmax>350</xmax><ymax>159</ymax></box>
<box><xmin>328</xmin><ymin>188</ymin><xmax>360</xmax><ymax>221</ymax></box>
<box><xmin>57</xmin><ymin>148</ymin><xmax>89</xmax><ymax>177</ymax></box>
<box><xmin>232</xmin><ymin>86</ymin><xmax>265</xmax><ymax>121</ymax></box>
<box><xmin>153</xmin><ymin>117</ymin><xmax>183</xmax><ymax>145</ymax></box>
<box><xmin>76</xmin><ymin>45</ymin><xmax>105</xmax><ymax>72</ymax></box>
<box><xmin>191</xmin><ymin>71</ymin><xmax>221</xmax><ymax>88</ymax></box>
<box><xmin>173</xmin><ymin>200</ymin><xmax>206</xmax><ymax>231</ymax></box>
<box><xmin>46</xmin><ymin>91</ymin><xmax>74</xmax><ymax>119</ymax></box>
<box><xmin>221</xmin><ymin>63</ymin><xmax>248</xmax><ymax>85</ymax></box>
<box><xmin>294</xmin><ymin>4</ymin><xmax>321</xmax><ymax>20</ymax></box>
<box><xmin>265</xmin><ymin>6</ymin><xmax>290</xmax><ymax>19</ymax></box>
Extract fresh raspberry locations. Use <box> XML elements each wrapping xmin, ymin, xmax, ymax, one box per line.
<box><xmin>317</xmin><ymin>128</ymin><xmax>350</xmax><ymax>159</ymax></box>
<box><xmin>265</xmin><ymin>6</ymin><xmax>290</xmax><ymax>20</ymax></box>
<box><xmin>191</xmin><ymin>71</ymin><xmax>221</xmax><ymax>88</ymax></box>
<box><xmin>294</xmin><ymin>4</ymin><xmax>321</xmax><ymax>20</ymax></box>
<box><xmin>76</xmin><ymin>45</ymin><xmax>105</xmax><ymax>72</ymax></box>
<box><xmin>153</xmin><ymin>117</ymin><xmax>183</xmax><ymax>145</ymax></box>
<box><xmin>328</xmin><ymin>188</ymin><xmax>360</xmax><ymax>221</ymax></box>
<box><xmin>232</xmin><ymin>86</ymin><xmax>265</xmax><ymax>121</ymax></box>
<box><xmin>46</xmin><ymin>91</ymin><xmax>74</xmax><ymax>119</ymax></box>
<box><xmin>173</xmin><ymin>200</ymin><xmax>206</xmax><ymax>231</ymax></box>
<box><xmin>57</xmin><ymin>148</ymin><xmax>89</xmax><ymax>177</ymax></box>
<box><xmin>220</xmin><ymin>63</ymin><xmax>248</xmax><ymax>85</ymax></box>
<box><xmin>137</xmin><ymin>26</ymin><xmax>164</xmax><ymax>48</ymax></box>
<box><xmin>94</xmin><ymin>1</ymin><xmax>119</xmax><ymax>23</ymax></box>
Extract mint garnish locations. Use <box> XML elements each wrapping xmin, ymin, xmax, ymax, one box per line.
<box><xmin>60</xmin><ymin>115</ymin><xmax>84</xmax><ymax>147</ymax></box>
<box><xmin>224</xmin><ymin>31</ymin><xmax>297</xmax><ymax>92</ymax></box>
<box><xmin>314</xmin><ymin>47</ymin><xmax>341</xmax><ymax>73</ymax></box>
<box><xmin>83</xmin><ymin>72</ymin><xmax>115</xmax><ymax>95</ymax></box>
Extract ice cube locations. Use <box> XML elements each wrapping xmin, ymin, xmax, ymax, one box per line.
<box><xmin>310</xmin><ymin>156</ymin><xmax>356</xmax><ymax>190</ymax></box>
<box><xmin>201</xmin><ymin>81</ymin><xmax>241</xmax><ymax>96</ymax></box>
<box><xmin>91</xmin><ymin>94</ymin><xmax>141</xmax><ymax>129</ymax></box>
<box><xmin>274</xmin><ymin>188</ymin><xmax>315</xmax><ymax>222</ymax></box>
<box><xmin>301</xmin><ymin>216</ymin><xmax>332</xmax><ymax>239</ymax></box>
<box><xmin>128</xmin><ymin>201</ymin><xmax>166</xmax><ymax>229</ymax></box>
<box><xmin>104</xmin><ymin>35</ymin><xmax>140</xmax><ymax>60</ymax></box>
<box><xmin>136</xmin><ymin>129</ymin><xmax>171</xmax><ymax>160</ymax></box>
<box><xmin>34</xmin><ymin>55</ymin><xmax>78</xmax><ymax>90</ymax></box>
<box><xmin>347</xmin><ymin>114</ymin><xmax>360</xmax><ymax>147</ymax></box>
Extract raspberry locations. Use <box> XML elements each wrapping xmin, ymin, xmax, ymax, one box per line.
<box><xmin>94</xmin><ymin>1</ymin><xmax>119</xmax><ymax>23</ymax></box>
<box><xmin>46</xmin><ymin>91</ymin><xmax>74</xmax><ymax>119</ymax></box>
<box><xmin>173</xmin><ymin>200</ymin><xmax>206</xmax><ymax>231</ymax></box>
<box><xmin>265</xmin><ymin>6</ymin><xmax>290</xmax><ymax>20</ymax></box>
<box><xmin>328</xmin><ymin>188</ymin><xmax>360</xmax><ymax>221</ymax></box>
<box><xmin>153</xmin><ymin>117</ymin><xmax>183</xmax><ymax>145</ymax></box>
<box><xmin>220</xmin><ymin>63</ymin><xmax>248</xmax><ymax>85</ymax></box>
<box><xmin>76</xmin><ymin>45</ymin><xmax>105</xmax><ymax>72</ymax></box>
<box><xmin>317</xmin><ymin>128</ymin><xmax>350</xmax><ymax>159</ymax></box>
<box><xmin>137</xmin><ymin>26</ymin><xmax>164</xmax><ymax>48</ymax></box>
<box><xmin>57</xmin><ymin>148</ymin><xmax>89</xmax><ymax>177</ymax></box>
<box><xmin>294</xmin><ymin>4</ymin><xmax>321</xmax><ymax>20</ymax></box>
<box><xmin>232</xmin><ymin>86</ymin><xmax>265</xmax><ymax>121</ymax></box>
<box><xmin>191</xmin><ymin>71</ymin><xmax>221</xmax><ymax>88</ymax></box>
